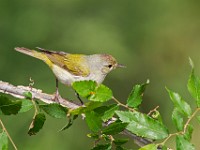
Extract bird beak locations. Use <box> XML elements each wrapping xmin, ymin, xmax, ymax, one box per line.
<box><xmin>117</xmin><ymin>63</ymin><xmax>126</xmax><ymax>68</ymax></box>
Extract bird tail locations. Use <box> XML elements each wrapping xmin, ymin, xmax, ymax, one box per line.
<box><xmin>15</xmin><ymin>47</ymin><xmax>52</xmax><ymax>67</ymax></box>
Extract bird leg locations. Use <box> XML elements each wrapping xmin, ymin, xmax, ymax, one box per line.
<box><xmin>75</xmin><ymin>91</ymin><xmax>83</xmax><ymax>105</ymax></box>
<box><xmin>53</xmin><ymin>78</ymin><xmax>60</xmax><ymax>103</ymax></box>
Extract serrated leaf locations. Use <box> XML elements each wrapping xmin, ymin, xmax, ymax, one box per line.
<box><xmin>188</xmin><ymin>62</ymin><xmax>200</xmax><ymax>107</ymax></box>
<box><xmin>23</xmin><ymin>91</ymin><xmax>32</xmax><ymax>99</ymax></box>
<box><xmin>59</xmin><ymin>115</ymin><xmax>78</xmax><ymax>131</ymax></box>
<box><xmin>18</xmin><ymin>99</ymin><xmax>33</xmax><ymax>113</ymax></box>
<box><xmin>116</xmin><ymin>111</ymin><xmax>168</xmax><ymax>140</ymax></box>
<box><xmin>127</xmin><ymin>80</ymin><xmax>149</xmax><ymax>108</ymax></box>
<box><xmin>102</xmin><ymin>121</ymin><xmax>128</xmax><ymax>135</ymax></box>
<box><xmin>89</xmin><ymin>84</ymin><xmax>113</xmax><ymax>102</ymax></box>
<box><xmin>172</xmin><ymin>108</ymin><xmax>184</xmax><ymax>131</ymax></box>
<box><xmin>102</xmin><ymin>104</ymin><xmax>119</xmax><ymax>121</ymax></box>
<box><xmin>184</xmin><ymin>124</ymin><xmax>193</xmax><ymax>141</ymax></box>
<box><xmin>28</xmin><ymin>113</ymin><xmax>46</xmax><ymax>135</ymax></box>
<box><xmin>0</xmin><ymin>95</ymin><xmax>22</xmax><ymax>115</ymax></box>
<box><xmin>139</xmin><ymin>144</ymin><xmax>157</xmax><ymax>150</ymax></box>
<box><xmin>40</xmin><ymin>103</ymin><xmax>68</xmax><ymax>119</ymax></box>
<box><xmin>72</xmin><ymin>81</ymin><xmax>113</xmax><ymax>102</ymax></box>
<box><xmin>176</xmin><ymin>135</ymin><xmax>195</xmax><ymax>150</ymax></box>
<box><xmin>113</xmin><ymin>138</ymin><xmax>129</xmax><ymax>146</ymax></box>
<box><xmin>72</xmin><ymin>80</ymin><xmax>96</xmax><ymax>98</ymax></box>
<box><xmin>85</xmin><ymin>111</ymin><xmax>102</xmax><ymax>132</ymax></box>
<box><xmin>91</xmin><ymin>143</ymin><xmax>112</xmax><ymax>150</ymax></box>
<box><xmin>166</xmin><ymin>88</ymin><xmax>192</xmax><ymax>117</ymax></box>
<box><xmin>0</xmin><ymin>131</ymin><xmax>8</xmax><ymax>150</ymax></box>
<box><xmin>94</xmin><ymin>104</ymin><xmax>119</xmax><ymax>121</ymax></box>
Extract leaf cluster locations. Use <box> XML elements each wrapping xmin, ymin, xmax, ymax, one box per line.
<box><xmin>1</xmin><ymin>59</ymin><xmax>200</xmax><ymax>150</ymax></box>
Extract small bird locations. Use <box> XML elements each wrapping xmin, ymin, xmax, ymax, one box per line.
<box><xmin>15</xmin><ymin>47</ymin><xmax>125</xmax><ymax>103</ymax></box>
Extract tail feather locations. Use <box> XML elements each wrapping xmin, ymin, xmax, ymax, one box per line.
<box><xmin>15</xmin><ymin>47</ymin><xmax>53</xmax><ymax>67</ymax></box>
<box><xmin>15</xmin><ymin>47</ymin><xmax>43</xmax><ymax>60</ymax></box>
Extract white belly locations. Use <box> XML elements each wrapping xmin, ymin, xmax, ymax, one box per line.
<box><xmin>52</xmin><ymin>65</ymin><xmax>106</xmax><ymax>86</ymax></box>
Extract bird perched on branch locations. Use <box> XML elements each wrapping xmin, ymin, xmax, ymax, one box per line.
<box><xmin>15</xmin><ymin>47</ymin><xmax>125</xmax><ymax>103</ymax></box>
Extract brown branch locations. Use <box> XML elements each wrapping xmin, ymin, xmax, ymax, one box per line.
<box><xmin>0</xmin><ymin>80</ymin><xmax>153</xmax><ymax>148</ymax></box>
<box><xmin>0</xmin><ymin>80</ymin><xmax>79</xmax><ymax>109</ymax></box>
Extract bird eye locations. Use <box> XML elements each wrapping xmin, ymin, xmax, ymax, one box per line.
<box><xmin>108</xmin><ymin>64</ymin><xmax>112</xmax><ymax>68</ymax></box>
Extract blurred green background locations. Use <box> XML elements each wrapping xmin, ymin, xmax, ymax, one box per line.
<box><xmin>1</xmin><ymin>0</ymin><xmax>200</xmax><ymax>149</ymax></box>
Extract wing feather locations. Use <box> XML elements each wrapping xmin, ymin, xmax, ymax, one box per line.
<box><xmin>46</xmin><ymin>53</ymin><xmax>90</xmax><ymax>77</ymax></box>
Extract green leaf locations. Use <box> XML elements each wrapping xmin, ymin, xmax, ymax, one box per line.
<box><xmin>172</xmin><ymin>108</ymin><xmax>184</xmax><ymax>131</ymax></box>
<box><xmin>85</xmin><ymin>111</ymin><xmax>102</xmax><ymax>132</ymax></box>
<box><xmin>113</xmin><ymin>138</ymin><xmax>129</xmax><ymax>146</ymax></box>
<box><xmin>94</xmin><ymin>104</ymin><xmax>119</xmax><ymax>121</ymax></box>
<box><xmin>161</xmin><ymin>145</ymin><xmax>168</xmax><ymax>150</ymax></box>
<box><xmin>116</xmin><ymin>146</ymin><xmax>128</xmax><ymax>150</ymax></box>
<box><xmin>139</xmin><ymin>144</ymin><xmax>157</xmax><ymax>150</ymax></box>
<box><xmin>166</xmin><ymin>88</ymin><xmax>192</xmax><ymax>117</ymax></box>
<box><xmin>87</xmin><ymin>133</ymin><xmax>99</xmax><ymax>139</ymax></box>
<box><xmin>176</xmin><ymin>135</ymin><xmax>195</xmax><ymax>150</ymax></box>
<box><xmin>23</xmin><ymin>91</ymin><xmax>32</xmax><ymax>99</ymax></box>
<box><xmin>59</xmin><ymin>115</ymin><xmax>78</xmax><ymax>131</ymax></box>
<box><xmin>18</xmin><ymin>99</ymin><xmax>33</xmax><ymax>113</ymax></box>
<box><xmin>188</xmin><ymin>60</ymin><xmax>200</xmax><ymax>107</ymax></box>
<box><xmin>116</xmin><ymin>111</ymin><xmax>168</xmax><ymax>140</ymax></box>
<box><xmin>72</xmin><ymin>80</ymin><xmax>96</xmax><ymax>97</ymax></box>
<box><xmin>28</xmin><ymin>113</ymin><xmax>46</xmax><ymax>135</ymax></box>
<box><xmin>0</xmin><ymin>131</ymin><xmax>8</xmax><ymax>150</ymax></box>
<box><xmin>127</xmin><ymin>80</ymin><xmax>149</xmax><ymax>108</ymax></box>
<box><xmin>91</xmin><ymin>143</ymin><xmax>112</xmax><ymax>150</ymax></box>
<box><xmin>70</xmin><ymin>102</ymin><xmax>102</xmax><ymax>115</ymax></box>
<box><xmin>0</xmin><ymin>95</ymin><xmax>22</xmax><ymax>115</ymax></box>
<box><xmin>72</xmin><ymin>80</ymin><xmax>113</xmax><ymax>102</ymax></box>
<box><xmin>40</xmin><ymin>103</ymin><xmax>68</xmax><ymax>119</ymax></box>
<box><xmin>101</xmin><ymin>104</ymin><xmax>119</xmax><ymax>121</ymax></box>
<box><xmin>102</xmin><ymin>121</ymin><xmax>128</xmax><ymax>135</ymax></box>
<box><xmin>151</xmin><ymin>110</ymin><xmax>164</xmax><ymax>124</ymax></box>
<box><xmin>183</xmin><ymin>124</ymin><xmax>193</xmax><ymax>141</ymax></box>
<box><xmin>197</xmin><ymin>115</ymin><xmax>200</xmax><ymax>124</ymax></box>
<box><xmin>89</xmin><ymin>84</ymin><xmax>113</xmax><ymax>102</ymax></box>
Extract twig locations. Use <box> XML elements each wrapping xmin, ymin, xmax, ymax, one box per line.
<box><xmin>147</xmin><ymin>105</ymin><xmax>159</xmax><ymax>116</ymax></box>
<box><xmin>0</xmin><ymin>80</ymin><xmax>79</xmax><ymax>109</ymax></box>
<box><xmin>0</xmin><ymin>80</ymin><xmax>154</xmax><ymax>148</ymax></box>
<box><xmin>112</xmin><ymin>96</ymin><xmax>135</xmax><ymax>112</ymax></box>
<box><xmin>158</xmin><ymin>107</ymin><xmax>200</xmax><ymax>147</ymax></box>
<box><xmin>183</xmin><ymin>107</ymin><xmax>200</xmax><ymax>133</ymax></box>
<box><xmin>0</xmin><ymin>118</ymin><xmax>18</xmax><ymax>150</ymax></box>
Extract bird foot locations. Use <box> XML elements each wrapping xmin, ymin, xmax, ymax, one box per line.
<box><xmin>53</xmin><ymin>90</ymin><xmax>61</xmax><ymax>104</ymax></box>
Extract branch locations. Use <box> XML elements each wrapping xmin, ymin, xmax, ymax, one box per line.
<box><xmin>0</xmin><ymin>80</ymin><xmax>153</xmax><ymax>148</ymax></box>
<box><xmin>0</xmin><ymin>80</ymin><xmax>79</xmax><ymax>109</ymax></box>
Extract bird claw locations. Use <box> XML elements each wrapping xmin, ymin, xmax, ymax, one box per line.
<box><xmin>53</xmin><ymin>90</ymin><xmax>61</xmax><ymax>104</ymax></box>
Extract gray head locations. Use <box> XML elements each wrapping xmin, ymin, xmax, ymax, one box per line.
<box><xmin>87</xmin><ymin>54</ymin><xmax>125</xmax><ymax>75</ymax></box>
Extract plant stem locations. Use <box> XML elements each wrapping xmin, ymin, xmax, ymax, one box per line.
<box><xmin>183</xmin><ymin>107</ymin><xmax>200</xmax><ymax>133</ymax></box>
<box><xmin>0</xmin><ymin>118</ymin><xmax>18</xmax><ymax>150</ymax></box>
<box><xmin>112</xmin><ymin>96</ymin><xmax>135</xmax><ymax>111</ymax></box>
<box><xmin>159</xmin><ymin>107</ymin><xmax>200</xmax><ymax>146</ymax></box>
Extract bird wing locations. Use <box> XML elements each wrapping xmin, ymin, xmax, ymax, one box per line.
<box><xmin>46</xmin><ymin>52</ymin><xmax>90</xmax><ymax>77</ymax></box>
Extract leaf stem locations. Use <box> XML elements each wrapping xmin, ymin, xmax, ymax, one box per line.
<box><xmin>0</xmin><ymin>118</ymin><xmax>18</xmax><ymax>150</ymax></box>
<box><xmin>147</xmin><ymin>106</ymin><xmax>159</xmax><ymax>116</ymax></box>
<box><xmin>31</xmin><ymin>98</ymin><xmax>38</xmax><ymax>115</ymax></box>
<box><xmin>112</xmin><ymin>96</ymin><xmax>135</xmax><ymax>112</ymax></box>
<box><xmin>159</xmin><ymin>107</ymin><xmax>200</xmax><ymax>146</ymax></box>
<box><xmin>183</xmin><ymin>107</ymin><xmax>200</xmax><ymax>133</ymax></box>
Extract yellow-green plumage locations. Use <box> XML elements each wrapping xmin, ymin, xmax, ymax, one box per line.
<box><xmin>15</xmin><ymin>47</ymin><xmax>123</xmax><ymax>86</ymax></box>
